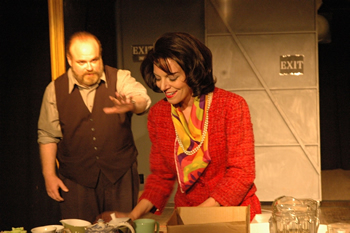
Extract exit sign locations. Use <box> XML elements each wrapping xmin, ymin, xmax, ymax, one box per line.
<box><xmin>132</xmin><ymin>45</ymin><xmax>153</xmax><ymax>62</ymax></box>
<box><xmin>280</xmin><ymin>54</ymin><xmax>304</xmax><ymax>75</ymax></box>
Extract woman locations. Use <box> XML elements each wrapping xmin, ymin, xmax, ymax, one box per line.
<box><xmin>102</xmin><ymin>32</ymin><xmax>261</xmax><ymax>221</ymax></box>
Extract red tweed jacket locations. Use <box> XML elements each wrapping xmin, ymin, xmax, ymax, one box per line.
<box><xmin>139</xmin><ymin>88</ymin><xmax>261</xmax><ymax>220</ymax></box>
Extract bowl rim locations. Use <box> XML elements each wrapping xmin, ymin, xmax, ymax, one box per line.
<box><xmin>31</xmin><ymin>226</ymin><xmax>57</xmax><ymax>232</ymax></box>
<box><xmin>46</xmin><ymin>225</ymin><xmax>64</xmax><ymax>230</ymax></box>
<box><xmin>60</xmin><ymin>219</ymin><xmax>92</xmax><ymax>227</ymax></box>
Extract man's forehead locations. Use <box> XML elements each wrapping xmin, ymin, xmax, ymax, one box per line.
<box><xmin>71</xmin><ymin>37</ymin><xmax>98</xmax><ymax>47</ymax></box>
<box><xmin>69</xmin><ymin>38</ymin><xmax>100</xmax><ymax>56</ymax></box>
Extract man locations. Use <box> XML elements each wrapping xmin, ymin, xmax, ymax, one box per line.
<box><xmin>38</xmin><ymin>31</ymin><xmax>151</xmax><ymax>223</ymax></box>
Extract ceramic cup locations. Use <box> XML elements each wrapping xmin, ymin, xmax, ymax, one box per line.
<box><xmin>31</xmin><ymin>226</ymin><xmax>57</xmax><ymax>233</ymax></box>
<box><xmin>60</xmin><ymin>219</ymin><xmax>91</xmax><ymax>233</ymax></box>
<box><xmin>133</xmin><ymin>219</ymin><xmax>159</xmax><ymax>233</ymax></box>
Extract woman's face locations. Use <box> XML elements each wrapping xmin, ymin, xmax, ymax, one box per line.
<box><xmin>153</xmin><ymin>58</ymin><xmax>193</xmax><ymax>106</ymax></box>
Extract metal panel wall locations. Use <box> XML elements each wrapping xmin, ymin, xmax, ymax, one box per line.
<box><xmin>206</xmin><ymin>0</ymin><xmax>321</xmax><ymax>201</ymax></box>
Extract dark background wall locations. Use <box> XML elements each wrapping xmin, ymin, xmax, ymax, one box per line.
<box><xmin>64</xmin><ymin>0</ymin><xmax>118</xmax><ymax>67</ymax></box>
<box><xmin>0</xmin><ymin>0</ymin><xmax>349</xmax><ymax>230</ymax></box>
<box><xmin>0</xmin><ymin>0</ymin><xmax>57</xmax><ymax>230</ymax></box>
<box><xmin>318</xmin><ymin>0</ymin><xmax>350</xmax><ymax>169</ymax></box>
<box><xmin>0</xmin><ymin>0</ymin><xmax>118</xmax><ymax>230</ymax></box>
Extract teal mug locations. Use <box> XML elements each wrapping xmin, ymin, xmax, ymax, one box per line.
<box><xmin>133</xmin><ymin>219</ymin><xmax>159</xmax><ymax>233</ymax></box>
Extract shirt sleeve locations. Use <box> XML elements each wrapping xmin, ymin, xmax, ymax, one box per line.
<box><xmin>116</xmin><ymin>69</ymin><xmax>151</xmax><ymax>112</ymax></box>
<box><xmin>37</xmin><ymin>81</ymin><xmax>62</xmax><ymax>144</ymax></box>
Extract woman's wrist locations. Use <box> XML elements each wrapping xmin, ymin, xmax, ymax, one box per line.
<box><xmin>129</xmin><ymin>212</ymin><xmax>137</xmax><ymax>221</ymax></box>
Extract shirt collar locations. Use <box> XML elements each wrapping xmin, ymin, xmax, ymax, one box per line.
<box><xmin>67</xmin><ymin>68</ymin><xmax>107</xmax><ymax>93</ymax></box>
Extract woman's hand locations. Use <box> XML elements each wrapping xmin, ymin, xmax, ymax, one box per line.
<box><xmin>198</xmin><ymin>197</ymin><xmax>221</xmax><ymax>207</ymax></box>
<box><xmin>95</xmin><ymin>211</ymin><xmax>131</xmax><ymax>223</ymax></box>
<box><xmin>95</xmin><ymin>199</ymin><xmax>155</xmax><ymax>223</ymax></box>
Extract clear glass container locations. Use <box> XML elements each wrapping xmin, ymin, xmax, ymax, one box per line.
<box><xmin>269</xmin><ymin>196</ymin><xmax>319</xmax><ymax>233</ymax></box>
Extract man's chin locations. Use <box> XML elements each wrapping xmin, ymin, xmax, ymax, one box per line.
<box><xmin>83</xmin><ymin>76</ymin><xmax>100</xmax><ymax>86</ymax></box>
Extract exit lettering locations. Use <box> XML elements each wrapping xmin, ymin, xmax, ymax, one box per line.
<box><xmin>280</xmin><ymin>60</ymin><xmax>304</xmax><ymax>70</ymax></box>
<box><xmin>132</xmin><ymin>45</ymin><xmax>153</xmax><ymax>55</ymax></box>
<box><xmin>132</xmin><ymin>44</ymin><xmax>153</xmax><ymax>62</ymax></box>
<box><xmin>280</xmin><ymin>55</ymin><xmax>304</xmax><ymax>75</ymax></box>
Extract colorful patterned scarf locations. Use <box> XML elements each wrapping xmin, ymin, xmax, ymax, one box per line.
<box><xmin>171</xmin><ymin>93</ymin><xmax>212</xmax><ymax>193</ymax></box>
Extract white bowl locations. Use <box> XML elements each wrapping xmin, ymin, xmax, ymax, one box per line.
<box><xmin>31</xmin><ymin>226</ymin><xmax>57</xmax><ymax>233</ymax></box>
<box><xmin>47</xmin><ymin>225</ymin><xmax>64</xmax><ymax>233</ymax></box>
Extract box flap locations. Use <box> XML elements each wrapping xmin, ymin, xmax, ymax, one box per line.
<box><xmin>167</xmin><ymin>221</ymin><xmax>247</xmax><ymax>233</ymax></box>
<box><xmin>177</xmin><ymin>206</ymin><xmax>249</xmax><ymax>224</ymax></box>
<box><xmin>167</xmin><ymin>209</ymin><xmax>184</xmax><ymax>226</ymax></box>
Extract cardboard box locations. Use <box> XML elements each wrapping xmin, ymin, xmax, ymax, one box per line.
<box><xmin>166</xmin><ymin>206</ymin><xmax>250</xmax><ymax>233</ymax></box>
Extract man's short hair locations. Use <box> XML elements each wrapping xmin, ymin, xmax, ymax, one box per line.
<box><xmin>66</xmin><ymin>31</ymin><xmax>102</xmax><ymax>58</ymax></box>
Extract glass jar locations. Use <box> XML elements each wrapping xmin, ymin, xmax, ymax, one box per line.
<box><xmin>269</xmin><ymin>196</ymin><xmax>319</xmax><ymax>233</ymax></box>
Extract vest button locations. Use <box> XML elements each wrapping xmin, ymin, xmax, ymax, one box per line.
<box><xmin>90</xmin><ymin>118</ymin><xmax>93</xmax><ymax>121</ymax></box>
<box><xmin>96</xmin><ymin>156</ymin><xmax>99</xmax><ymax>159</ymax></box>
<box><xmin>91</xmin><ymin>128</ymin><xmax>95</xmax><ymax>131</ymax></box>
<box><xmin>94</xmin><ymin>147</ymin><xmax>98</xmax><ymax>150</ymax></box>
<box><xmin>93</xmin><ymin>137</ymin><xmax>96</xmax><ymax>141</ymax></box>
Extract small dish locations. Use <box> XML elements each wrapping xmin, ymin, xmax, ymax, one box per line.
<box><xmin>31</xmin><ymin>226</ymin><xmax>56</xmax><ymax>233</ymax></box>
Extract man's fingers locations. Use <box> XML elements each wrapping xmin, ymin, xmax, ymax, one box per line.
<box><xmin>48</xmin><ymin>189</ymin><xmax>64</xmax><ymax>202</ymax></box>
<box><xmin>58</xmin><ymin>179</ymin><xmax>69</xmax><ymax>192</ymax></box>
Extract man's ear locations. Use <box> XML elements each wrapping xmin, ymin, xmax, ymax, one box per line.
<box><xmin>67</xmin><ymin>55</ymin><xmax>72</xmax><ymax>67</ymax></box>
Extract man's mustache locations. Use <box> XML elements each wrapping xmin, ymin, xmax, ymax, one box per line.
<box><xmin>84</xmin><ymin>72</ymin><xmax>98</xmax><ymax>76</ymax></box>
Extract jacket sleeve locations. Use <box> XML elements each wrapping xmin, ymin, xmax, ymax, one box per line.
<box><xmin>210</xmin><ymin>96</ymin><xmax>256</xmax><ymax>206</ymax></box>
<box><xmin>138</xmin><ymin>104</ymin><xmax>177</xmax><ymax>213</ymax></box>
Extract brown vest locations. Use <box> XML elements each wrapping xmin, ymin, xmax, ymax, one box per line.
<box><xmin>55</xmin><ymin>65</ymin><xmax>137</xmax><ymax>188</ymax></box>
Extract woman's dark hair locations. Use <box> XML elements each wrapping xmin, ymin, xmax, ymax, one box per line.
<box><xmin>140</xmin><ymin>32</ymin><xmax>216</xmax><ymax>97</ymax></box>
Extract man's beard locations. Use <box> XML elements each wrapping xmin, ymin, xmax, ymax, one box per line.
<box><xmin>72</xmin><ymin>69</ymin><xmax>102</xmax><ymax>86</ymax></box>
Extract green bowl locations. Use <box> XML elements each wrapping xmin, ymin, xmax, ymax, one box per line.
<box><xmin>60</xmin><ymin>219</ymin><xmax>91</xmax><ymax>233</ymax></box>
